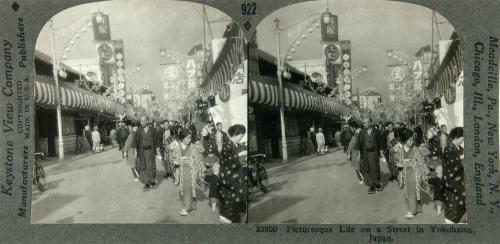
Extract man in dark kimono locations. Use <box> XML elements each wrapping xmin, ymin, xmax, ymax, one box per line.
<box><xmin>356</xmin><ymin>118</ymin><xmax>384</xmax><ymax>194</ymax></box>
<box><xmin>134</xmin><ymin>116</ymin><xmax>159</xmax><ymax>191</ymax></box>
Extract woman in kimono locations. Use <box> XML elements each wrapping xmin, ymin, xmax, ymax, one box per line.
<box><xmin>347</xmin><ymin>125</ymin><xmax>363</xmax><ymax>184</ymax></box>
<box><xmin>391</xmin><ymin>129</ymin><xmax>430</xmax><ymax>219</ymax></box>
<box><xmin>442</xmin><ymin>127</ymin><xmax>466</xmax><ymax>224</ymax></box>
<box><xmin>123</xmin><ymin>122</ymin><xmax>139</xmax><ymax>181</ymax></box>
<box><xmin>170</xmin><ymin>129</ymin><xmax>205</xmax><ymax>216</ymax></box>
<box><xmin>218</xmin><ymin>124</ymin><xmax>247</xmax><ymax>224</ymax></box>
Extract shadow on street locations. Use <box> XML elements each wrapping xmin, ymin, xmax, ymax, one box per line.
<box><xmin>31</xmin><ymin>193</ymin><xmax>81</xmax><ymax>223</ymax></box>
<box><xmin>45</xmin><ymin>158</ymin><xmax>123</xmax><ymax>176</ymax></box>
<box><xmin>248</xmin><ymin>195</ymin><xmax>307</xmax><ymax>223</ymax></box>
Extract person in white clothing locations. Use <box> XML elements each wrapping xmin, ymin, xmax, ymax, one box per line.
<box><xmin>316</xmin><ymin>128</ymin><xmax>326</xmax><ymax>155</ymax></box>
<box><xmin>91</xmin><ymin>126</ymin><xmax>101</xmax><ymax>153</ymax></box>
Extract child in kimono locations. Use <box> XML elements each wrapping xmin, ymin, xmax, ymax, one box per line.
<box><xmin>392</xmin><ymin>129</ymin><xmax>430</xmax><ymax>219</ymax></box>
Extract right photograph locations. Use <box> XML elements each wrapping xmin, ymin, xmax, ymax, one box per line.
<box><xmin>247</xmin><ymin>0</ymin><xmax>464</xmax><ymax>224</ymax></box>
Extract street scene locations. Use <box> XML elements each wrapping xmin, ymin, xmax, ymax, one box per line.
<box><xmin>32</xmin><ymin>0</ymin><xmax>248</xmax><ymax>224</ymax></box>
<box><xmin>248</xmin><ymin>0</ymin><xmax>464</xmax><ymax>224</ymax></box>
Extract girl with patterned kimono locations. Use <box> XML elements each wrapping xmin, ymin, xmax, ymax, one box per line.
<box><xmin>443</xmin><ymin>127</ymin><xmax>466</xmax><ymax>224</ymax></box>
<box><xmin>218</xmin><ymin>124</ymin><xmax>247</xmax><ymax>224</ymax></box>
<box><xmin>170</xmin><ymin>129</ymin><xmax>205</xmax><ymax>216</ymax></box>
<box><xmin>391</xmin><ymin>129</ymin><xmax>430</xmax><ymax>219</ymax></box>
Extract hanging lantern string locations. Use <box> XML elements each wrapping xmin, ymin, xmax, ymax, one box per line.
<box><xmin>281</xmin><ymin>16</ymin><xmax>321</xmax><ymax>66</ymax></box>
<box><xmin>58</xmin><ymin>15</ymin><xmax>93</xmax><ymax>63</ymax></box>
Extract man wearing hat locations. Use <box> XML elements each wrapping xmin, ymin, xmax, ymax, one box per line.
<box><xmin>134</xmin><ymin>116</ymin><xmax>160</xmax><ymax>191</ymax></box>
<box><xmin>356</xmin><ymin>117</ymin><xmax>384</xmax><ymax>194</ymax></box>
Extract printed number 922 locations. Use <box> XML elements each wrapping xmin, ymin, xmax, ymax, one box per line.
<box><xmin>242</xmin><ymin>2</ymin><xmax>256</xmax><ymax>15</ymax></box>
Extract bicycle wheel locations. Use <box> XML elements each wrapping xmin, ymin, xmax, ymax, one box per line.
<box><xmin>36</xmin><ymin>165</ymin><xmax>46</xmax><ymax>190</ymax></box>
<box><xmin>257</xmin><ymin>166</ymin><xmax>269</xmax><ymax>189</ymax></box>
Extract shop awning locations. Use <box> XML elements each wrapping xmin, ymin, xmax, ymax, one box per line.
<box><xmin>249</xmin><ymin>76</ymin><xmax>352</xmax><ymax>116</ymax></box>
<box><xmin>199</xmin><ymin>23</ymin><xmax>247</xmax><ymax>99</ymax></box>
<box><xmin>426</xmin><ymin>38</ymin><xmax>463</xmax><ymax>98</ymax></box>
<box><xmin>34</xmin><ymin>75</ymin><xmax>132</xmax><ymax>117</ymax></box>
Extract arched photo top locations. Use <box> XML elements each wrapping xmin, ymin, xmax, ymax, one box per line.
<box><xmin>248</xmin><ymin>0</ymin><xmax>465</xmax><ymax>225</ymax></box>
<box><xmin>32</xmin><ymin>0</ymin><xmax>249</xmax><ymax>224</ymax></box>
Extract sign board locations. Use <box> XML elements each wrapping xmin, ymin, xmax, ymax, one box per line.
<box><xmin>320</xmin><ymin>12</ymin><xmax>338</xmax><ymax>42</ymax></box>
<box><xmin>92</xmin><ymin>12</ymin><xmax>111</xmax><ymax>41</ymax></box>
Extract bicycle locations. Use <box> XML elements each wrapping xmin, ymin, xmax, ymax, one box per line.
<box><xmin>33</xmin><ymin>152</ymin><xmax>46</xmax><ymax>192</ymax></box>
<box><xmin>247</xmin><ymin>154</ymin><xmax>269</xmax><ymax>200</ymax></box>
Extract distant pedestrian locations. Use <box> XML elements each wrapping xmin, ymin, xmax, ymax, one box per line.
<box><xmin>124</xmin><ymin>122</ymin><xmax>139</xmax><ymax>181</ymax></box>
<box><xmin>347</xmin><ymin>126</ymin><xmax>363</xmax><ymax>184</ymax></box>
<box><xmin>316</xmin><ymin>128</ymin><xmax>325</xmax><ymax>155</ymax></box>
<box><xmin>117</xmin><ymin>123</ymin><xmax>130</xmax><ymax>158</ymax></box>
<box><xmin>334</xmin><ymin>129</ymin><xmax>342</xmax><ymax>148</ymax></box>
<box><xmin>84</xmin><ymin>124</ymin><xmax>92</xmax><ymax>151</ymax></box>
<box><xmin>109</xmin><ymin>127</ymin><xmax>117</xmax><ymax>148</ymax></box>
<box><xmin>91</xmin><ymin>126</ymin><xmax>101</xmax><ymax>153</ymax></box>
<box><xmin>308</xmin><ymin>127</ymin><xmax>317</xmax><ymax>154</ymax></box>
<box><xmin>341</xmin><ymin>125</ymin><xmax>354</xmax><ymax>155</ymax></box>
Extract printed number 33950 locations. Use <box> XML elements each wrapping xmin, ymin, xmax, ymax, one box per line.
<box><xmin>242</xmin><ymin>2</ymin><xmax>257</xmax><ymax>15</ymax></box>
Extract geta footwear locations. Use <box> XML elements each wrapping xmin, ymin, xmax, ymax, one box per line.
<box><xmin>376</xmin><ymin>184</ymin><xmax>382</xmax><ymax>192</ymax></box>
<box><xmin>180</xmin><ymin>209</ymin><xmax>189</xmax><ymax>216</ymax></box>
<box><xmin>405</xmin><ymin>213</ymin><xmax>415</xmax><ymax>219</ymax></box>
<box><xmin>143</xmin><ymin>184</ymin><xmax>150</xmax><ymax>191</ymax></box>
<box><xmin>219</xmin><ymin>215</ymin><xmax>232</xmax><ymax>224</ymax></box>
<box><xmin>359</xmin><ymin>180</ymin><xmax>364</xmax><ymax>185</ymax></box>
<box><xmin>368</xmin><ymin>187</ymin><xmax>376</xmax><ymax>194</ymax></box>
<box><xmin>134</xmin><ymin>178</ymin><xmax>139</xmax><ymax>182</ymax></box>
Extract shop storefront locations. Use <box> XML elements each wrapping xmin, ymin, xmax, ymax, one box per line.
<box><xmin>34</xmin><ymin>55</ymin><xmax>133</xmax><ymax>157</ymax></box>
<box><xmin>248</xmin><ymin>75</ymin><xmax>348</xmax><ymax>158</ymax></box>
<box><xmin>425</xmin><ymin>32</ymin><xmax>463</xmax><ymax>132</ymax></box>
<box><xmin>199</xmin><ymin>22</ymin><xmax>248</xmax><ymax>141</ymax></box>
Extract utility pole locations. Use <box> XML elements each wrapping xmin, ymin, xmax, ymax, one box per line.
<box><xmin>274</xmin><ymin>18</ymin><xmax>288</xmax><ymax>162</ymax></box>
<box><xmin>50</xmin><ymin>20</ymin><xmax>65</xmax><ymax>160</ymax></box>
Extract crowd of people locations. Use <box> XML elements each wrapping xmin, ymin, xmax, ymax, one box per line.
<box><xmin>114</xmin><ymin>116</ymin><xmax>247</xmax><ymax>224</ymax></box>
<box><xmin>339</xmin><ymin>117</ymin><xmax>465</xmax><ymax>223</ymax></box>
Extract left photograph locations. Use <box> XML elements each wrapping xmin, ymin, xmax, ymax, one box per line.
<box><xmin>31</xmin><ymin>0</ymin><xmax>248</xmax><ymax>224</ymax></box>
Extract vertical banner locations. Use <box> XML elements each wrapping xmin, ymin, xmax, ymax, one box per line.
<box><xmin>320</xmin><ymin>12</ymin><xmax>338</xmax><ymax>42</ymax></box>
<box><xmin>92</xmin><ymin>12</ymin><xmax>111</xmax><ymax>41</ymax></box>
<box><xmin>386</xmin><ymin>64</ymin><xmax>409</xmax><ymax>102</ymax></box>
<box><xmin>113</xmin><ymin>39</ymin><xmax>126</xmax><ymax>103</ymax></box>
<box><xmin>341</xmin><ymin>40</ymin><xmax>352</xmax><ymax>105</ymax></box>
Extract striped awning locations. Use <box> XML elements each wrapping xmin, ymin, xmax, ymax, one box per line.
<box><xmin>249</xmin><ymin>77</ymin><xmax>352</xmax><ymax>116</ymax></box>
<box><xmin>199</xmin><ymin>24</ymin><xmax>246</xmax><ymax>99</ymax></box>
<box><xmin>426</xmin><ymin>39</ymin><xmax>463</xmax><ymax>98</ymax></box>
<box><xmin>34</xmin><ymin>78</ymin><xmax>131</xmax><ymax>117</ymax></box>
